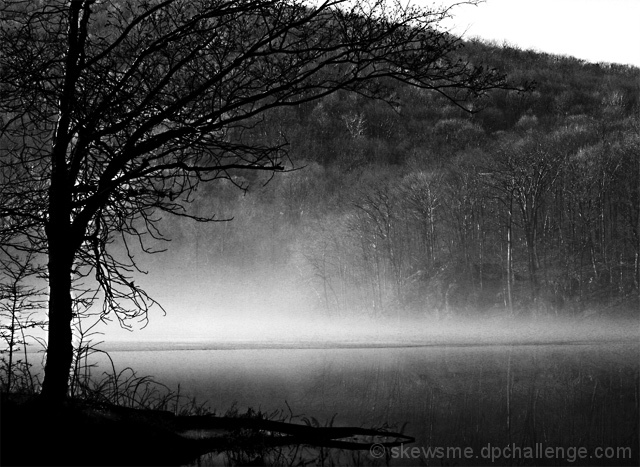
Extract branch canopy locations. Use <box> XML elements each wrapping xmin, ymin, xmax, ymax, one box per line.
<box><xmin>0</xmin><ymin>0</ymin><xmax>508</xmax><ymax>325</ymax></box>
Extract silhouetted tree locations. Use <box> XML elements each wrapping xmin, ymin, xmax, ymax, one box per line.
<box><xmin>0</xmin><ymin>250</ymin><xmax>46</xmax><ymax>392</ymax></box>
<box><xmin>0</xmin><ymin>0</ymin><xmax>511</xmax><ymax>401</ymax></box>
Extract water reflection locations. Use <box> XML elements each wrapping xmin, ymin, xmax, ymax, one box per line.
<box><xmin>108</xmin><ymin>343</ymin><xmax>639</xmax><ymax>465</ymax></box>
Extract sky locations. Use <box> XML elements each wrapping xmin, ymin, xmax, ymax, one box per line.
<box><xmin>432</xmin><ymin>0</ymin><xmax>640</xmax><ymax>67</ymax></box>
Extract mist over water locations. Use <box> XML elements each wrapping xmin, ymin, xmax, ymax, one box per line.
<box><xmin>94</xmin><ymin>243</ymin><xmax>639</xmax><ymax>348</ymax></box>
<box><xmin>101</xmin><ymin>314</ymin><xmax>638</xmax><ymax>352</ymax></box>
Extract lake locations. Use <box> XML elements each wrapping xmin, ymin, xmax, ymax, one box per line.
<box><xmin>103</xmin><ymin>339</ymin><xmax>639</xmax><ymax>466</ymax></box>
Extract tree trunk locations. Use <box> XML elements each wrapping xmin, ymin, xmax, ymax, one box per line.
<box><xmin>41</xmin><ymin>252</ymin><xmax>74</xmax><ymax>401</ymax></box>
<box><xmin>41</xmin><ymin>176</ymin><xmax>76</xmax><ymax>401</ymax></box>
<box><xmin>40</xmin><ymin>2</ymin><xmax>85</xmax><ymax>402</ymax></box>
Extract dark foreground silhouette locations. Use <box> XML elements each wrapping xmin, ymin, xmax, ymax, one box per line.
<box><xmin>1</xmin><ymin>393</ymin><xmax>413</xmax><ymax>466</ymax></box>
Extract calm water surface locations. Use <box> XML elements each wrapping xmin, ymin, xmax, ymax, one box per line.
<box><xmin>106</xmin><ymin>341</ymin><xmax>639</xmax><ymax>465</ymax></box>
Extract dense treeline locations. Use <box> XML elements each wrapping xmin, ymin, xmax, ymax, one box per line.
<box><xmin>168</xmin><ymin>40</ymin><xmax>639</xmax><ymax>319</ymax></box>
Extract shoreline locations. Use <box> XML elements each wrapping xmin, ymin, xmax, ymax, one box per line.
<box><xmin>101</xmin><ymin>337</ymin><xmax>640</xmax><ymax>352</ymax></box>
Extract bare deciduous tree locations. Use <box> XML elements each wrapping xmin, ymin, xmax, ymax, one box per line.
<box><xmin>0</xmin><ymin>249</ymin><xmax>47</xmax><ymax>393</ymax></box>
<box><xmin>0</xmin><ymin>0</ymin><xmax>511</xmax><ymax>401</ymax></box>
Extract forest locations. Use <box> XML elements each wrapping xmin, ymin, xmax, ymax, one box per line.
<box><xmin>0</xmin><ymin>3</ymin><xmax>638</xmax><ymax>465</ymax></box>
<box><xmin>0</xmin><ymin>1</ymin><xmax>638</xmax><ymax>394</ymax></box>
<box><xmin>163</xmin><ymin>40</ymin><xmax>640</xmax><ymax>320</ymax></box>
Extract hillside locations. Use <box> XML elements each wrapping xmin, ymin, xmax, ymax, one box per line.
<box><xmin>156</xmin><ymin>39</ymin><xmax>640</xmax><ymax>319</ymax></box>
